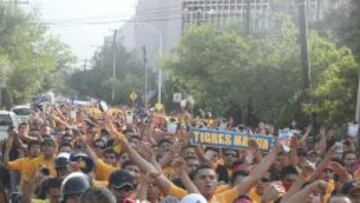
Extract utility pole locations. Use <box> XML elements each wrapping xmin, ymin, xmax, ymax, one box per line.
<box><xmin>356</xmin><ymin>69</ymin><xmax>360</xmax><ymax>122</ymax></box>
<box><xmin>142</xmin><ymin>46</ymin><xmax>148</xmax><ymax>109</ymax></box>
<box><xmin>316</xmin><ymin>0</ymin><xmax>321</xmax><ymax>22</ymax></box>
<box><xmin>111</xmin><ymin>30</ymin><xmax>117</xmax><ymax>103</ymax></box>
<box><xmin>297</xmin><ymin>0</ymin><xmax>311</xmax><ymax>98</ymax></box>
<box><xmin>246</xmin><ymin>0</ymin><xmax>251</xmax><ymax>35</ymax></box>
<box><xmin>157</xmin><ymin>31</ymin><xmax>164</xmax><ymax>104</ymax></box>
<box><xmin>83</xmin><ymin>59</ymin><xmax>87</xmax><ymax>72</ymax></box>
<box><xmin>196</xmin><ymin>8</ymin><xmax>202</xmax><ymax>26</ymax></box>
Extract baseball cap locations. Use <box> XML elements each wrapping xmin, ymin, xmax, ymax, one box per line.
<box><xmin>56</xmin><ymin>153</ymin><xmax>70</xmax><ymax>170</ymax></box>
<box><xmin>109</xmin><ymin>170</ymin><xmax>135</xmax><ymax>190</ymax></box>
<box><xmin>340</xmin><ymin>181</ymin><xmax>360</xmax><ymax>194</ymax></box>
<box><xmin>70</xmin><ymin>152</ymin><xmax>94</xmax><ymax>174</ymax></box>
<box><xmin>180</xmin><ymin>194</ymin><xmax>207</xmax><ymax>203</ymax></box>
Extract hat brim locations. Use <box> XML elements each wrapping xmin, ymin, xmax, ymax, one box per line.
<box><xmin>111</xmin><ymin>182</ymin><xmax>134</xmax><ymax>190</ymax></box>
<box><xmin>70</xmin><ymin>155</ymin><xmax>94</xmax><ymax>173</ymax></box>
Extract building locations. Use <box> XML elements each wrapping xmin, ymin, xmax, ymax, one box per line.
<box><xmin>119</xmin><ymin>0</ymin><xmax>182</xmax><ymax>69</ymax></box>
<box><xmin>119</xmin><ymin>0</ymin><xmax>331</xmax><ymax>69</ymax></box>
<box><xmin>182</xmin><ymin>0</ymin><xmax>271</xmax><ymax>32</ymax></box>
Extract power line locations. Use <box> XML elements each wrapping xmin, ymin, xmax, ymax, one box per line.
<box><xmin>42</xmin><ymin>16</ymin><xmax>183</xmax><ymax>27</ymax></box>
<box><xmin>41</xmin><ymin>4</ymin><xmax>183</xmax><ymax>24</ymax></box>
<box><xmin>46</xmin><ymin>8</ymin><xmax>181</xmax><ymax>24</ymax></box>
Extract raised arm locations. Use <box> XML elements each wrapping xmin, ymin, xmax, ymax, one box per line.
<box><xmin>299</xmin><ymin>125</ymin><xmax>312</xmax><ymax>144</ymax></box>
<box><xmin>307</xmin><ymin>146</ymin><xmax>336</xmax><ymax>182</ymax></box>
<box><xmin>77</xmin><ymin>136</ymin><xmax>98</xmax><ymax>161</ymax></box>
<box><xmin>137</xmin><ymin>173</ymin><xmax>151</xmax><ymax>202</ymax></box>
<box><xmin>282</xmin><ymin>180</ymin><xmax>327</xmax><ymax>203</ymax></box>
<box><xmin>235</xmin><ymin>145</ymin><xmax>281</xmax><ymax>196</ymax></box>
<box><xmin>50</xmin><ymin>114</ymin><xmax>72</xmax><ymax>129</ymax></box>
<box><xmin>280</xmin><ymin>174</ymin><xmax>307</xmax><ymax>202</ymax></box>
<box><xmin>158</xmin><ymin>138</ymin><xmax>182</xmax><ymax>168</ymax></box>
<box><xmin>173</xmin><ymin>158</ymin><xmax>200</xmax><ymax>194</ymax></box>
<box><xmin>117</xmin><ymin>136</ymin><xmax>185</xmax><ymax>197</ymax></box>
<box><xmin>318</xmin><ymin>126</ymin><xmax>327</xmax><ymax>155</ymax></box>
<box><xmin>194</xmin><ymin>146</ymin><xmax>214</xmax><ymax>167</ymax></box>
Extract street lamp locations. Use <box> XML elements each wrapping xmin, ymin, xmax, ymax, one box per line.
<box><xmin>111</xmin><ymin>30</ymin><xmax>118</xmax><ymax>103</ymax></box>
<box><xmin>136</xmin><ymin>22</ymin><xmax>164</xmax><ymax>104</ymax></box>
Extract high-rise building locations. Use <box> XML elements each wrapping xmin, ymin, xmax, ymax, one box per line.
<box><xmin>119</xmin><ymin>0</ymin><xmax>182</xmax><ymax>69</ymax></box>
<box><xmin>119</xmin><ymin>0</ymin><xmax>331</xmax><ymax>69</ymax></box>
<box><xmin>181</xmin><ymin>0</ymin><xmax>271</xmax><ymax>32</ymax></box>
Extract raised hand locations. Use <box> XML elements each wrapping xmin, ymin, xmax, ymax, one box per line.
<box><xmin>261</xmin><ymin>181</ymin><xmax>286</xmax><ymax>203</ymax></box>
<box><xmin>305</xmin><ymin>124</ymin><xmax>312</xmax><ymax>134</ymax></box>
<box><xmin>319</xmin><ymin>125</ymin><xmax>326</xmax><ymax>137</ymax></box>
<box><xmin>172</xmin><ymin>157</ymin><xmax>187</xmax><ymax>175</ymax></box>
<box><xmin>138</xmin><ymin>141</ymin><xmax>155</xmax><ymax>161</ymax></box>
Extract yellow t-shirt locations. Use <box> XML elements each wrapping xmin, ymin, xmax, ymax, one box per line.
<box><xmin>8</xmin><ymin>157</ymin><xmax>35</xmax><ymax>188</ymax></box>
<box><xmin>8</xmin><ymin>155</ymin><xmax>56</xmax><ymax>189</ymax></box>
<box><xmin>93</xmin><ymin>180</ymin><xmax>109</xmax><ymax>188</ymax></box>
<box><xmin>215</xmin><ymin>184</ymin><xmax>231</xmax><ymax>193</ymax></box>
<box><xmin>354</xmin><ymin>169</ymin><xmax>360</xmax><ymax>181</ymax></box>
<box><xmin>167</xmin><ymin>183</ymin><xmax>241</xmax><ymax>203</ymax></box>
<box><xmin>95</xmin><ymin>159</ymin><xmax>116</xmax><ymax>181</ymax></box>
<box><xmin>32</xmin><ymin>199</ymin><xmax>50</xmax><ymax>203</ymax></box>
<box><xmin>163</xmin><ymin>166</ymin><xmax>178</xmax><ymax>180</ymax></box>
<box><xmin>214</xmin><ymin>185</ymin><xmax>264</xmax><ymax>203</ymax></box>
<box><xmin>248</xmin><ymin>187</ymin><xmax>261</xmax><ymax>203</ymax></box>
<box><xmin>321</xmin><ymin>179</ymin><xmax>335</xmax><ymax>203</ymax></box>
<box><xmin>31</xmin><ymin>155</ymin><xmax>57</xmax><ymax>177</ymax></box>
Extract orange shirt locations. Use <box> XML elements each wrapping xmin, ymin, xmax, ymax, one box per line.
<box><xmin>167</xmin><ymin>183</ymin><xmax>242</xmax><ymax>203</ymax></box>
<box><xmin>94</xmin><ymin>159</ymin><xmax>116</xmax><ymax>181</ymax></box>
<box><xmin>8</xmin><ymin>157</ymin><xmax>35</xmax><ymax>188</ymax></box>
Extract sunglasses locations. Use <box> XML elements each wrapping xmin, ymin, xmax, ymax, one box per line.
<box><xmin>261</xmin><ymin>177</ymin><xmax>271</xmax><ymax>182</ymax></box>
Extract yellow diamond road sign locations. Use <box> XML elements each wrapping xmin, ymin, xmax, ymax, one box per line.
<box><xmin>129</xmin><ymin>91</ymin><xmax>138</xmax><ymax>101</ymax></box>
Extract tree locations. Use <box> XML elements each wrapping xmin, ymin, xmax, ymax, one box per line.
<box><xmin>67</xmin><ymin>41</ymin><xmax>156</xmax><ymax>105</ymax></box>
<box><xmin>41</xmin><ymin>36</ymin><xmax>77</xmax><ymax>94</ymax></box>
<box><xmin>163</xmin><ymin>14</ymin><xmax>358</xmax><ymax>126</ymax></box>
<box><xmin>320</xmin><ymin>0</ymin><xmax>360</xmax><ymax>60</ymax></box>
<box><xmin>0</xmin><ymin>3</ymin><xmax>77</xmax><ymax>104</ymax></box>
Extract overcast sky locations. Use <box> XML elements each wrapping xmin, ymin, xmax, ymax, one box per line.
<box><xmin>29</xmin><ymin>0</ymin><xmax>137</xmax><ymax>62</ymax></box>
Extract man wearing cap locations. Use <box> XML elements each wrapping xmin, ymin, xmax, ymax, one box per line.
<box><xmin>61</xmin><ymin>172</ymin><xmax>92</xmax><ymax>203</ymax></box>
<box><xmin>55</xmin><ymin>153</ymin><xmax>71</xmax><ymax>178</ymax></box>
<box><xmin>108</xmin><ymin>170</ymin><xmax>136</xmax><ymax>203</ymax></box>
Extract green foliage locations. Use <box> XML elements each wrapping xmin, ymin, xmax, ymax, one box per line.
<box><xmin>67</xmin><ymin>42</ymin><xmax>156</xmax><ymax>105</ymax></box>
<box><xmin>321</xmin><ymin>0</ymin><xmax>360</xmax><ymax>60</ymax></box>
<box><xmin>307</xmin><ymin>47</ymin><xmax>358</xmax><ymax>125</ymax></box>
<box><xmin>0</xmin><ymin>3</ymin><xmax>76</xmax><ymax>105</ymax></box>
<box><xmin>163</xmin><ymin>14</ymin><xmax>358</xmax><ymax>126</ymax></box>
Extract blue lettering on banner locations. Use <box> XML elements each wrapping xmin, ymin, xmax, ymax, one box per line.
<box><xmin>190</xmin><ymin>128</ymin><xmax>275</xmax><ymax>151</ymax></box>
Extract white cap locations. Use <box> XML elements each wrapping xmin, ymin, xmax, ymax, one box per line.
<box><xmin>57</xmin><ymin>152</ymin><xmax>70</xmax><ymax>160</ymax></box>
<box><xmin>180</xmin><ymin>194</ymin><xmax>207</xmax><ymax>203</ymax></box>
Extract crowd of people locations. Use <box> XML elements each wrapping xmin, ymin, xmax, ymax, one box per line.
<box><xmin>0</xmin><ymin>101</ymin><xmax>358</xmax><ymax>203</ymax></box>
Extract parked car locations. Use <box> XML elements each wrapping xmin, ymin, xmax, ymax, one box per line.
<box><xmin>11</xmin><ymin>105</ymin><xmax>31</xmax><ymax>123</ymax></box>
<box><xmin>0</xmin><ymin>111</ymin><xmax>21</xmax><ymax>141</ymax></box>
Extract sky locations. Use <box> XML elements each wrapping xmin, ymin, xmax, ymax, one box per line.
<box><xmin>28</xmin><ymin>0</ymin><xmax>137</xmax><ymax>63</ymax></box>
